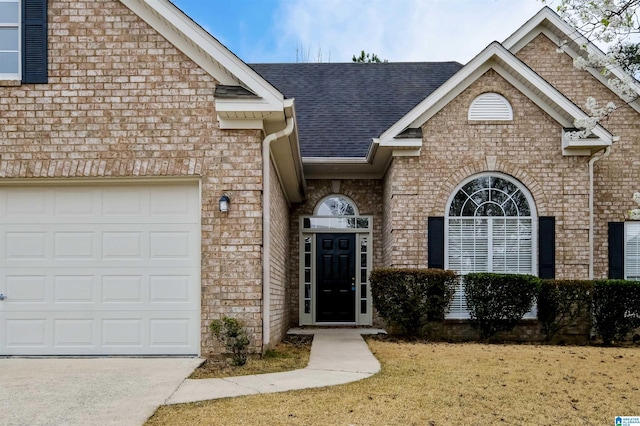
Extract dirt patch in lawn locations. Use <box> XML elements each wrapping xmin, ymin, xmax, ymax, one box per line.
<box><xmin>148</xmin><ymin>336</ymin><xmax>640</xmax><ymax>426</ymax></box>
<box><xmin>189</xmin><ymin>334</ymin><xmax>312</xmax><ymax>379</ymax></box>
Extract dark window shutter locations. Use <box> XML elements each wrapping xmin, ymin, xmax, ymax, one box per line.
<box><xmin>538</xmin><ymin>216</ymin><xmax>555</xmax><ymax>279</ymax></box>
<box><xmin>22</xmin><ymin>0</ymin><xmax>48</xmax><ymax>84</ymax></box>
<box><xmin>608</xmin><ymin>222</ymin><xmax>625</xmax><ymax>279</ymax></box>
<box><xmin>428</xmin><ymin>217</ymin><xmax>445</xmax><ymax>269</ymax></box>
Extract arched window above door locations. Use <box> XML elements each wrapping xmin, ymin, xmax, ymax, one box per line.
<box><xmin>303</xmin><ymin>195</ymin><xmax>369</xmax><ymax>230</ymax></box>
<box><xmin>314</xmin><ymin>195</ymin><xmax>359</xmax><ymax>216</ymax></box>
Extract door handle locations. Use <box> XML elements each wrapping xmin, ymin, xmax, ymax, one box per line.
<box><xmin>0</xmin><ymin>293</ymin><xmax>6</xmax><ymax>301</ymax></box>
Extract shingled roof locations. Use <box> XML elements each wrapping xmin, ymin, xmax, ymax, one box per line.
<box><xmin>250</xmin><ymin>62</ymin><xmax>463</xmax><ymax>158</ymax></box>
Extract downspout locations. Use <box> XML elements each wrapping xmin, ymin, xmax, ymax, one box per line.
<box><xmin>588</xmin><ymin>146</ymin><xmax>611</xmax><ymax>279</ymax></box>
<box><xmin>262</xmin><ymin>113</ymin><xmax>295</xmax><ymax>348</ymax></box>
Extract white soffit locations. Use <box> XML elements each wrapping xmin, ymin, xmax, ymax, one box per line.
<box><xmin>119</xmin><ymin>0</ymin><xmax>284</xmax><ymax>111</ymax></box>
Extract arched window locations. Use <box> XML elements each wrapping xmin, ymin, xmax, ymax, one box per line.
<box><xmin>314</xmin><ymin>195</ymin><xmax>358</xmax><ymax>216</ymax></box>
<box><xmin>446</xmin><ymin>174</ymin><xmax>536</xmax><ymax>316</ymax></box>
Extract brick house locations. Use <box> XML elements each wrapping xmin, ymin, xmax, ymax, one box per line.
<box><xmin>0</xmin><ymin>2</ymin><xmax>638</xmax><ymax>355</ymax></box>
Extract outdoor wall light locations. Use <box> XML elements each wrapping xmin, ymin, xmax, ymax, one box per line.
<box><xmin>219</xmin><ymin>194</ymin><xmax>230</xmax><ymax>212</ymax></box>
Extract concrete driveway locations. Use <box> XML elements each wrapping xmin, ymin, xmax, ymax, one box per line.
<box><xmin>0</xmin><ymin>357</ymin><xmax>201</xmax><ymax>426</ymax></box>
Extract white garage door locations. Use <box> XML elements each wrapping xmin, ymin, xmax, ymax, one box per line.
<box><xmin>0</xmin><ymin>182</ymin><xmax>201</xmax><ymax>356</ymax></box>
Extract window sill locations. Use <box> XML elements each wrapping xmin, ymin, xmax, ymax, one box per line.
<box><xmin>0</xmin><ymin>79</ymin><xmax>21</xmax><ymax>87</ymax></box>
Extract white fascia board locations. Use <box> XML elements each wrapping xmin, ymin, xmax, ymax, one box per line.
<box><xmin>503</xmin><ymin>7</ymin><xmax>567</xmax><ymax>53</ymax></box>
<box><xmin>379</xmin><ymin>138</ymin><xmax>422</xmax><ymax>149</ymax></box>
<box><xmin>218</xmin><ymin>118</ymin><xmax>265</xmax><ymax>130</ymax></box>
<box><xmin>120</xmin><ymin>0</ymin><xmax>284</xmax><ymax>110</ymax></box>
<box><xmin>216</xmin><ymin>98</ymin><xmax>283</xmax><ymax>114</ymax></box>
<box><xmin>303</xmin><ymin>157</ymin><xmax>370</xmax><ymax>165</ymax></box>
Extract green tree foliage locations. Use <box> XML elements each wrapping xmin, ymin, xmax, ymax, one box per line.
<box><xmin>370</xmin><ymin>268</ymin><xmax>457</xmax><ymax>335</ymax></box>
<box><xmin>537</xmin><ymin>280</ymin><xmax>593</xmax><ymax>342</ymax></box>
<box><xmin>210</xmin><ymin>317</ymin><xmax>250</xmax><ymax>366</ymax></box>
<box><xmin>464</xmin><ymin>273</ymin><xmax>540</xmax><ymax>339</ymax></box>
<box><xmin>592</xmin><ymin>280</ymin><xmax>640</xmax><ymax>345</ymax></box>
<box><xmin>352</xmin><ymin>50</ymin><xmax>387</xmax><ymax>63</ymax></box>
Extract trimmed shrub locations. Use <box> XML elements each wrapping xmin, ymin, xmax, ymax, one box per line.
<box><xmin>210</xmin><ymin>317</ymin><xmax>250</xmax><ymax>366</ymax></box>
<box><xmin>464</xmin><ymin>273</ymin><xmax>540</xmax><ymax>339</ymax></box>
<box><xmin>370</xmin><ymin>268</ymin><xmax>457</xmax><ymax>335</ymax></box>
<box><xmin>592</xmin><ymin>280</ymin><xmax>640</xmax><ymax>345</ymax></box>
<box><xmin>537</xmin><ymin>280</ymin><xmax>593</xmax><ymax>342</ymax></box>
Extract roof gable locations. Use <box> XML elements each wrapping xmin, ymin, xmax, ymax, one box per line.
<box><xmin>119</xmin><ymin>0</ymin><xmax>287</xmax><ymax>125</ymax></box>
<box><xmin>503</xmin><ymin>6</ymin><xmax>640</xmax><ymax>111</ymax></box>
<box><xmin>377</xmin><ymin>41</ymin><xmax>613</xmax><ymax>156</ymax></box>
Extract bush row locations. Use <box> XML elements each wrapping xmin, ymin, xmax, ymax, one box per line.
<box><xmin>369</xmin><ymin>269</ymin><xmax>640</xmax><ymax>344</ymax></box>
<box><xmin>369</xmin><ymin>268</ymin><xmax>457</xmax><ymax>335</ymax></box>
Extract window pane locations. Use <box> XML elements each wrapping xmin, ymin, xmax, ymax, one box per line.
<box><xmin>0</xmin><ymin>3</ymin><xmax>19</xmax><ymax>24</ymax></box>
<box><xmin>0</xmin><ymin>27</ymin><xmax>18</xmax><ymax>50</ymax></box>
<box><xmin>0</xmin><ymin>51</ymin><xmax>18</xmax><ymax>73</ymax></box>
<box><xmin>316</xmin><ymin>196</ymin><xmax>356</xmax><ymax>216</ymax></box>
<box><xmin>512</xmin><ymin>191</ymin><xmax>531</xmax><ymax>216</ymax></box>
<box><xmin>476</xmin><ymin>202</ymin><xmax>505</xmax><ymax>217</ymax></box>
<box><xmin>451</xmin><ymin>176</ymin><xmax>531</xmax><ymax>218</ymax></box>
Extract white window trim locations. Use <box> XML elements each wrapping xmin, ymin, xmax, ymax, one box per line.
<box><xmin>625</xmin><ymin>222</ymin><xmax>640</xmax><ymax>281</ymax></box>
<box><xmin>299</xmin><ymin>194</ymin><xmax>373</xmax><ymax>326</ymax></box>
<box><xmin>0</xmin><ymin>0</ymin><xmax>21</xmax><ymax>81</ymax></box>
<box><xmin>444</xmin><ymin>172</ymin><xmax>538</xmax><ymax>319</ymax></box>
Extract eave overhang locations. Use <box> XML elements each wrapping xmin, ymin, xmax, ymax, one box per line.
<box><xmin>270</xmin><ymin>100</ymin><xmax>306</xmax><ymax>203</ymax></box>
<box><xmin>119</xmin><ymin>0</ymin><xmax>286</xmax><ymax>129</ymax></box>
<box><xmin>119</xmin><ymin>0</ymin><xmax>305</xmax><ymax>201</ymax></box>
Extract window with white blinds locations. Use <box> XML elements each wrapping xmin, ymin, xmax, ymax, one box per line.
<box><xmin>626</xmin><ymin>223</ymin><xmax>640</xmax><ymax>281</ymax></box>
<box><xmin>446</xmin><ymin>174</ymin><xmax>535</xmax><ymax>317</ymax></box>
<box><xmin>0</xmin><ymin>0</ymin><xmax>20</xmax><ymax>78</ymax></box>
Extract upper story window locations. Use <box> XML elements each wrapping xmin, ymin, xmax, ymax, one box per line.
<box><xmin>0</xmin><ymin>0</ymin><xmax>48</xmax><ymax>84</ymax></box>
<box><xmin>468</xmin><ymin>93</ymin><xmax>513</xmax><ymax>121</ymax></box>
<box><xmin>0</xmin><ymin>0</ymin><xmax>20</xmax><ymax>79</ymax></box>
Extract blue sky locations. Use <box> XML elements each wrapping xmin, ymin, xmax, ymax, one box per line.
<box><xmin>171</xmin><ymin>0</ymin><xmax>559</xmax><ymax>64</ymax></box>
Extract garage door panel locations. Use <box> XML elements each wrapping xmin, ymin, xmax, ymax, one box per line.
<box><xmin>54</xmin><ymin>275</ymin><xmax>96</xmax><ymax>303</ymax></box>
<box><xmin>54</xmin><ymin>232</ymin><xmax>96</xmax><ymax>260</ymax></box>
<box><xmin>0</xmin><ymin>183</ymin><xmax>201</xmax><ymax>356</ymax></box>
<box><xmin>54</xmin><ymin>319</ymin><xmax>96</xmax><ymax>347</ymax></box>
<box><xmin>5</xmin><ymin>275</ymin><xmax>48</xmax><ymax>303</ymax></box>
<box><xmin>5</xmin><ymin>318</ymin><xmax>48</xmax><ymax>348</ymax></box>
<box><xmin>2</xmin><ymin>269</ymin><xmax>197</xmax><ymax>311</ymax></box>
<box><xmin>5</xmin><ymin>231</ymin><xmax>47</xmax><ymax>260</ymax></box>
<box><xmin>149</xmin><ymin>319</ymin><xmax>191</xmax><ymax>347</ymax></box>
<box><xmin>2</xmin><ymin>227</ymin><xmax>199</xmax><ymax>268</ymax></box>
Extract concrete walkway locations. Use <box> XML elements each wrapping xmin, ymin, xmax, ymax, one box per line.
<box><xmin>167</xmin><ymin>328</ymin><xmax>384</xmax><ymax>404</ymax></box>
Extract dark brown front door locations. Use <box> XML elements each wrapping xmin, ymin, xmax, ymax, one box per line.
<box><xmin>316</xmin><ymin>233</ymin><xmax>356</xmax><ymax>322</ymax></box>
